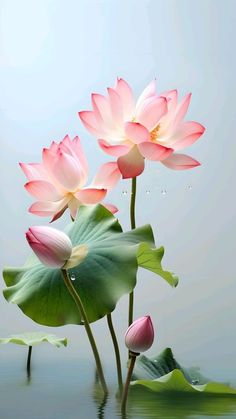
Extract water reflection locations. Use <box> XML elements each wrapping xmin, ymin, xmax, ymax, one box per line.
<box><xmin>1</xmin><ymin>359</ymin><xmax>236</xmax><ymax>419</ymax></box>
<box><xmin>128</xmin><ymin>387</ymin><xmax>236</xmax><ymax>418</ymax></box>
<box><xmin>92</xmin><ymin>374</ymin><xmax>108</xmax><ymax>419</ymax></box>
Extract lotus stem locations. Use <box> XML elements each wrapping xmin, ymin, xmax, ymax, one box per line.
<box><xmin>128</xmin><ymin>176</ymin><xmax>137</xmax><ymax>328</ymax></box>
<box><xmin>61</xmin><ymin>269</ymin><xmax>108</xmax><ymax>395</ymax></box>
<box><xmin>27</xmin><ymin>345</ymin><xmax>32</xmax><ymax>376</ymax></box>
<box><xmin>106</xmin><ymin>313</ymin><xmax>123</xmax><ymax>393</ymax></box>
<box><xmin>121</xmin><ymin>351</ymin><xmax>138</xmax><ymax>415</ymax></box>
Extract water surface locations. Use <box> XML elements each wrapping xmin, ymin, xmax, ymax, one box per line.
<box><xmin>1</xmin><ymin>355</ymin><xmax>236</xmax><ymax>419</ymax></box>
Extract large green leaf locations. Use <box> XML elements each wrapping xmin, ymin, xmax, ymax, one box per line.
<box><xmin>137</xmin><ymin>243</ymin><xmax>178</xmax><ymax>287</ymax></box>
<box><xmin>132</xmin><ymin>369</ymin><xmax>236</xmax><ymax>395</ymax></box>
<box><xmin>133</xmin><ymin>348</ymin><xmax>207</xmax><ymax>383</ymax></box>
<box><xmin>3</xmin><ymin>205</ymin><xmax>178</xmax><ymax>326</ymax></box>
<box><xmin>131</xmin><ymin>347</ymin><xmax>236</xmax><ymax>396</ymax></box>
<box><xmin>3</xmin><ymin>205</ymin><xmax>155</xmax><ymax>326</ymax></box>
<box><xmin>0</xmin><ymin>332</ymin><xmax>67</xmax><ymax>347</ymax></box>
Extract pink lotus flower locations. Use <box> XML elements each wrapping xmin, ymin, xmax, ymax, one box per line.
<box><xmin>20</xmin><ymin>135</ymin><xmax>121</xmax><ymax>221</ymax></box>
<box><xmin>125</xmin><ymin>315</ymin><xmax>154</xmax><ymax>353</ymax></box>
<box><xmin>79</xmin><ymin>78</ymin><xmax>205</xmax><ymax>178</ymax></box>
<box><xmin>26</xmin><ymin>226</ymin><xmax>72</xmax><ymax>268</ymax></box>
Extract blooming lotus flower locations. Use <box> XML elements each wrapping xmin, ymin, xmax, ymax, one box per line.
<box><xmin>125</xmin><ymin>315</ymin><xmax>154</xmax><ymax>353</ymax></box>
<box><xmin>20</xmin><ymin>135</ymin><xmax>121</xmax><ymax>221</ymax></box>
<box><xmin>79</xmin><ymin>78</ymin><xmax>205</xmax><ymax>178</ymax></box>
<box><xmin>26</xmin><ymin>226</ymin><xmax>72</xmax><ymax>268</ymax></box>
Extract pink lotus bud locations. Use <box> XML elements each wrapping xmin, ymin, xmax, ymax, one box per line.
<box><xmin>125</xmin><ymin>315</ymin><xmax>154</xmax><ymax>353</ymax></box>
<box><xmin>26</xmin><ymin>226</ymin><xmax>72</xmax><ymax>268</ymax></box>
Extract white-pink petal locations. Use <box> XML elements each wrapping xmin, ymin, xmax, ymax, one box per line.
<box><xmin>114</xmin><ymin>78</ymin><xmax>135</xmax><ymax>119</ymax></box>
<box><xmin>107</xmin><ymin>87</ymin><xmax>123</xmax><ymax>127</ymax></box>
<box><xmin>102</xmin><ymin>202</ymin><xmax>118</xmax><ymax>214</ymax></box>
<box><xmin>79</xmin><ymin>111</ymin><xmax>104</xmax><ymax>137</ymax></box>
<box><xmin>160</xmin><ymin>89</ymin><xmax>178</xmax><ymax>115</ymax></box>
<box><xmin>74</xmin><ymin>188</ymin><xmax>107</xmax><ymax>204</ymax></box>
<box><xmin>29</xmin><ymin>198</ymin><xmax>69</xmax><ymax>217</ymax></box>
<box><xmin>92</xmin><ymin>162</ymin><xmax>121</xmax><ymax>191</ymax></box>
<box><xmin>67</xmin><ymin>196</ymin><xmax>79</xmax><ymax>220</ymax></box>
<box><xmin>51</xmin><ymin>151</ymin><xmax>84</xmax><ymax>191</ymax></box>
<box><xmin>137</xmin><ymin>96</ymin><xmax>168</xmax><ymax>131</ymax></box>
<box><xmin>19</xmin><ymin>163</ymin><xmax>48</xmax><ymax>181</ymax></box>
<box><xmin>117</xmin><ymin>146</ymin><xmax>145</xmax><ymax>179</ymax></box>
<box><xmin>138</xmin><ymin>142</ymin><xmax>173</xmax><ymax>161</ymax></box>
<box><xmin>136</xmin><ymin>80</ymin><xmax>157</xmax><ymax>111</ymax></box>
<box><xmin>161</xmin><ymin>153</ymin><xmax>201</xmax><ymax>170</ymax></box>
<box><xmin>92</xmin><ymin>93</ymin><xmax>112</xmax><ymax>125</ymax></box>
<box><xmin>98</xmin><ymin>139</ymin><xmax>132</xmax><ymax>157</ymax></box>
<box><xmin>173</xmin><ymin>93</ymin><xmax>192</xmax><ymax>129</ymax></box>
<box><xmin>25</xmin><ymin>180</ymin><xmax>62</xmax><ymax>201</ymax></box>
<box><xmin>171</xmin><ymin>121</ymin><xmax>205</xmax><ymax>150</ymax></box>
<box><xmin>125</xmin><ymin>122</ymin><xmax>150</xmax><ymax>144</ymax></box>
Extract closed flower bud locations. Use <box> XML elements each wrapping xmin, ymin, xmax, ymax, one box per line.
<box><xmin>125</xmin><ymin>315</ymin><xmax>154</xmax><ymax>353</ymax></box>
<box><xmin>26</xmin><ymin>226</ymin><xmax>72</xmax><ymax>268</ymax></box>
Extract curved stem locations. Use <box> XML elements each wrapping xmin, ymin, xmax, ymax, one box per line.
<box><xmin>128</xmin><ymin>177</ymin><xmax>137</xmax><ymax>327</ymax></box>
<box><xmin>26</xmin><ymin>345</ymin><xmax>32</xmax><ymax>376</ymax></box>
<box><xmin>121</xmin><ymin>352</ymin><xmax>137</xmax><ymax>415</ymax></box>
<box><xmin>106</xmin><ymin>313</ymin><xmax>123</xmax><ymax>393</ymax></box>
<box><xmin>61</xmin><ymin>269</ymin><xmax>108</xmax><ymax>395</ymax></box>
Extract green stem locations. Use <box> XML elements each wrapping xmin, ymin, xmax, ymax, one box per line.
<box><xmin>106</xmin><ymin>313</ymin><xmax>123</xmax><ymax>393</ymax></box>
<box><xmin>26</xmin><ymin>345</ymin><xmax>32</xmax><ymax>376</ymax></box>
<box><xmin>128</xmin><ymin>177</ymin><xmax>137</xmax><ymax>327</ymax></box>
<box><xmin>130</xmin><ymin>177</ymin><xmax>137</xmax><ymax>230</ymax></box>
<box><xmin>121</xmin><ymin>352</ymin><xmax>137</xmax><ymax>415</ymax></box>
<box><xmin>61</xmin><ymin>269</ymin><xmax>108</xmax><ymax>395</ymax></box>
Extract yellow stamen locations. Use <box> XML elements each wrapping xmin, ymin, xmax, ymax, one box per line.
<box><xmin>150</xmin><ymin>125</ymin><xmax>160</xmax><ymax>142</ymax></box>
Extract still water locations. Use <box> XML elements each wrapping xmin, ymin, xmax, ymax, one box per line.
<box><xmin>1</xmin><ymin>354</ymin><xmax>236</xmax><ymax>419</ymax></box>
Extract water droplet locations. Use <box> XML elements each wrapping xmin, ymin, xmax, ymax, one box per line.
<box><xmin>146</xmin><ymin>190</ymin><xmax>150</xmax><ymax>195</ymax></box>
<box><xmin>122</xmin><ymin>190</ymin><xmax>128</xmax><ymax>195</ymax></box>
<box><xmin>153</xmin><ymin>359</ymin><xmax>158</xmax><ymax>363</ymax></box>
<box><xmin>161</xmin><ymin>189</ymin><xmax>167</xmax><ymax>195</ymax></box>
<box><xmin>191</xmin><ymin>379</ymin><xmax>199</xmax><ymax>385</ymax></box>
<box><xmin>187</xmin><ymin>185</ymin><xmax>192</xmax><ymax>190</ymax></box>
<box><xmin>70</xmin><ymin>273</ymin><xmax>76</xmax><ymax>281</ymax></box>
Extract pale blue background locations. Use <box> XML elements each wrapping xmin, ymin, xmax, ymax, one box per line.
<box><xmin>0</xmin><ymin>0</ymin><xmax>236</xmax><ymax>386</ymax></box>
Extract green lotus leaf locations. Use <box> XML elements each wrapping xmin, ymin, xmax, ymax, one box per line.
<box><xmin>137</xmin><ymin>243</ymin><xmax>179</xmax><ymax>287</ymax></box>
<box><xmin>131</xmin><ymin>369</ymin><xmax>236</xmax><ymax>395</ymax></box>
<box><xmin>131</xmin><ymin>347</ymin><xmax>236</xmax><ymax>396</ymax></box>
<box><xmin>3</xmin><ymin>205</ymin><xmax>154</xmax><ymax>326</ymax></box>
<box><xmin>3</xmin><ymin>205</ymin><xmax>178</xmax><ymax>326</ymax></box>
<box><xmin>0</xmin><ymin>332</ymin><xmax>67</xmax><ymax>347</ymax></box>
<box><xmin>133</xmin><ymin>347</ymin><xmax>207</xmax><ymax>383</ymax></box>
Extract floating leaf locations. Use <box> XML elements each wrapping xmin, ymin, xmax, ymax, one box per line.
<box><xmin>131</xmin><ymin>369</ymin><xmax>236</xmax><ymax>395</ymax></box>
<box><xmin>0</xmin><ymin>332</ymin><xmax>67</xmax><ymax>347</ymax></box>
<box><xmin>137</xmin><ymin>243</ymin><xmax>178</xmax><ymax>287</ymax></box>
<box><xmin>131</xmin><ymin>347</ymin><xmax>236</xmax><ymax>396</ymax></box>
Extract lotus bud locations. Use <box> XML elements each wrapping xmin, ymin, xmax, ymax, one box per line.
<box><xmin>26</xmin><ymin>226</ymin><xmax>72</xmax><ymax>268</ymax></box>
<box><xmin>125</xmin><ymin>315</ymin><xmax>154</xmax><ymax>354</ymax></box>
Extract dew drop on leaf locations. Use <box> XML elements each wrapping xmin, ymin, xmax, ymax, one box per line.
<box><xmin>192</xmin><ymin>379</ymin><xmax>199</xmax><ymax>385</ymax></box>
<box><xmin>70</xmin><ymin>273</ymin><xmax>76</xmax><ymax>281</ymax></box>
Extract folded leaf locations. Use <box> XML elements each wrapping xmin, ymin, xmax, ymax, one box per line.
<box><xmin>137</xmin><ymin>243</ymin><xmax>178</xmax><ymax>287</ymax></box>
<box><xmin>132</xmin><ymin>347</ymin><xmax>236</xmax><ymax>396</ymax></box>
